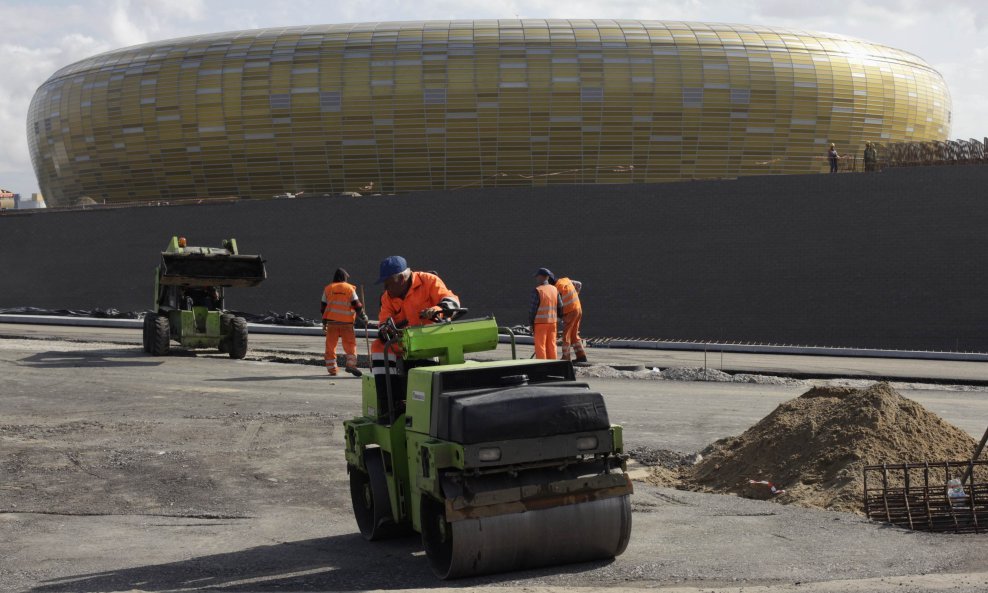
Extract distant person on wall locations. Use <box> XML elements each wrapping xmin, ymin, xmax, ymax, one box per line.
<box><xmin>828</xmin><ymin>143</ymin><xmax>841</xmax><ymax>173</ymax></box>
<box><xmin>321</xmin><ymin>267</ymin><xmax>368</xmax><ymax>377</ymax></box>
<box><xmin>864</xmin><ymin>141</ymin><xmax>878</xmax><ymax>172</ymax></box>
<box><xmin>530</xmin><ymin>268</ymin><xmax>564</xmax><ymax>360</ymax></box>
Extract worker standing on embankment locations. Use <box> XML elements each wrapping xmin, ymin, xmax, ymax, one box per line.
<box><xmin>531</xmin><ymin>268</ymin><xmax>564</xmax><ymax>360</ymax></box>
<box><xmin>553</xmin><ymin>274</ymin><xmax>587</xmax><ymax>363</ymax></box>
<box><xmin>321</xmin><ymin>268</ymin><xmax>368</xmax><ymax>376</ymax></box>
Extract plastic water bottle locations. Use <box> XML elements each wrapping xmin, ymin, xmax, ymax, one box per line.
<box><xmin>947</xmin><ymin>478</ymin><xmax>968</xmax><ymax>509</ymax></box>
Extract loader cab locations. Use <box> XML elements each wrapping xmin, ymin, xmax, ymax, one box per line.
<box><xmin>180</xmin><ymin>286</ymin><xmax>223</xmax><ymax>310</ymax></box>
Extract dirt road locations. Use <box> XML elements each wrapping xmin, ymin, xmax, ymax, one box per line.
<box><xmin>2</xmin><ymin>332</ymin><xmax>987</xmax><ymax>592</ymax></box>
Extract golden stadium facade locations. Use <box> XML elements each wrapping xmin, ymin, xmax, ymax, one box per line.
<box><xmin>28</xmin><ymin>20</ymin><xmax>951</xmax><ymax>206</ymax></box>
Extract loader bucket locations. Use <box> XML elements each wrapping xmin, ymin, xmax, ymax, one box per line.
<box><xmin>159</xmin><ymin>252</ymin><xmax>267</xmax><ymax>288</ymax></box>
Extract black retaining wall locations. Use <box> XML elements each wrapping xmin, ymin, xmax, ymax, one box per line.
<box><xmin>3</xmin><ymin>165</ymin><xmax>988</xmax><ymax>351</ymax></box>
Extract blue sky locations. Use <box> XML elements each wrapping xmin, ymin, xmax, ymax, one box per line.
<box><xmin>1</xmin><ymin>0</ymin><xmax>984</xmax><ymax>196</ymax></box>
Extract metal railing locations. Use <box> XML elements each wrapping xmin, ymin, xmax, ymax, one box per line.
<box><xmin>875</xmin><ymin>137</ymin><xmax>988</xmax><ymax>169</ymax></box>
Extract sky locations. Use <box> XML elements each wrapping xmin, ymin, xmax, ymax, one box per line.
<box><xmin>1</xmin><ymin>0</ymin><xmax>985</xmax><ymax>197</ymax></box>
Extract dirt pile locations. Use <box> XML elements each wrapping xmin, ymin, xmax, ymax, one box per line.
<box><xmin>658</xmin><ymin>382</ymin><xmax>978</xmax><ymax>514</ymax></box>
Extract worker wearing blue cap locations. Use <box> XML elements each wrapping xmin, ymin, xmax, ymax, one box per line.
<box><xmin>531</xmin><ymin>268</ymin><xmax>564</xmax><ymax>359</ymax></box>
<box><xmin>370</xmin><ymin>255</ymin><xmax>460</xmax><ymax>383</ymax></box>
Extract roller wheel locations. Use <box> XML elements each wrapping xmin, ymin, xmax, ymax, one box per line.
<box><xmin>228</xmin><ymin>316</ymin><xmax>248</xmax><ymax>359</ymax></box>
<box><xmin>149</xmin><ymin>314</ymin><xmax>171</xmax><ymax>356</ymax></box>
<box><xmin>141</xmin><ymin>313</ymin><xmax>153</xmax><ymax>353</ymax></box>
<box><xmin>421</xmin><ymin>496</ymin><xmax>455</xmax><ymax>578</ymax></box>
<box><xmin>422</xmin><ymin>492</ymin><xmax>632</xmax><ymax>579</ymax></box>
<box><xmin>349</xmin><ymin>452</ymin><xmax>403</xmax><ymax>540</ymax></box>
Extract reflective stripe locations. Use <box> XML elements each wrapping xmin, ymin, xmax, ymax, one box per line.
<box><xmin>371</xmin><ymin>352</ymin><xmax>399</xmax><ymax>375</ymax></box>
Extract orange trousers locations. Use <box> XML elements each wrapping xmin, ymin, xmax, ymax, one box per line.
<box><xmin>533</xmin><ymin>322</ymin><xmax>557</xmax><ymax>359</ymax></box>
<box><xmin>324</xmin><ymin>324</ymin><xmax>357</xmax><ymax>374</ymax></box>
<box><xmin>561</xmin><ymin>309</ymin><xmax>586</xmax><ymax>361</ymax></box>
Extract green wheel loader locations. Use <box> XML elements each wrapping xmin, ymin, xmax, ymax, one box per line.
<box><xmin>143</xmin><ymin>236</ymin><xmax>266</xmax><ymax>359</ymax></box>
<box><xmin>343</xmin><ymin>308</ymin><xmax>632</xmax><ymax>579</ymax></box>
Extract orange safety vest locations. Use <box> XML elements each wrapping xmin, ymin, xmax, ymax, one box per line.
<box><xmin>555</xmin><ymin>277</ymin><xmax>581</xmax><ymax>315</ymax></box>
<box><xmin>534</xmin><ymin>283</ymin><xmax>559</xmax><ymax>324</ymax></box>
<box><xmin>323</xmin><ymin>281</ymin><xmax>357</xmax><ymax>323</ymax></box>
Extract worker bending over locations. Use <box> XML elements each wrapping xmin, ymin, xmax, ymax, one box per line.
<box><xmin>552</xmin><ymin>273</ymin><xmax>587</xmax><ymax>363</ymax></box>
<box><xmin>321</xmin><ymin>268</ymin><xmax>369</xmax><ymax>376</ymax></box>
<box><xmin>372</xmin><ymin>256</ymin><xmax>460</xmax><ymax>404</ymax></box>
<box><xmin>531</xmin><ymin>268</ymin><xmax>564</xmax><ymax>359</ymax></box>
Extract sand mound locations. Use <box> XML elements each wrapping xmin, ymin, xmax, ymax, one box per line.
<box><xmin>682</xmin><ymin>382</ymin><xmax>978</xmax><ymax>514</ymax></box>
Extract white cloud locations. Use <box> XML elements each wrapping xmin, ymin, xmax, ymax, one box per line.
<box><xmin>1</xmin><ymin>0</ymin><xmax>986</xmax><ymax>196</ymax></box>
<box><xmin>111</xmin><ymin>0</ymin><xmax>149</xmax><ymax>46</ymax></box>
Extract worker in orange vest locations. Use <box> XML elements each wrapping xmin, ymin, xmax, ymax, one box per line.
<box><xmin>371</xmin><ymin>255</ymin><xmax>460</xmax><ymax>376</ymax></box>
<box><xmin>321</xmin><ymin>268</ymin><xmax>369</xmax><ymax>376</ymax></box>
<box><xmin>531</xmin><ymin>268</ymin><xmax>564</xmax><ymax>359</ymax></box>
<box><xmin>552</xmin><ymin>274</ymin><xmax>587</xmax><ymax>363</ymax></box>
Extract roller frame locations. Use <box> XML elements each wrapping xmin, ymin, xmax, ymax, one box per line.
<box><xmin>342</xmin><ymin>317</ymin><xmax>633</xmax><ymax>579</ymax></box>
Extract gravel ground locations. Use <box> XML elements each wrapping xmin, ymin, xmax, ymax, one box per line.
<box><xmin>2</xmin><ymin>331</ymin><xmax>988</xmax><ymax>593</ymax></box>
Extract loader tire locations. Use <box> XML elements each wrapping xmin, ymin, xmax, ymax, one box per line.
<box><xmin>218</xmin><ymin>314</ymin><xmax>234</xmax><ymax>353</ymax></box>
<box><xmin>228</xmin><ymin>316</ymin><xmax>248</xmax><ymax>359</ymax></box>
<box><xmin>141</xmin><ymin>313</ymin><xmax>153</xmax><ymax>353</ymax></box>
<box><xmin>149</xmin><ymin>314</ymin><xmax>171</xmax><ymax>356</ymax></box>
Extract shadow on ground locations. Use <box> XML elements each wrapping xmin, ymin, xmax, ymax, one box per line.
<box><xmin>29</xmin><ymin>533</ymin><xmax>611</xmax><ymax>591</ymax></box>
<box><xmin>18</xmin><ymin>350</ymin><xmax>163</xmax><ymax>368</ymax></box>
<box><xmin>206</xmin><ymin>375</ymin><xmax>348</xmax><ymax>382</ymax></box>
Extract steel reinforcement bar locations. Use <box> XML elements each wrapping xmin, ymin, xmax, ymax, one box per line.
<box><xmin>863</xmin><ymin>461</ymin><xmax>988</xmax><ymax>534</ymax></box>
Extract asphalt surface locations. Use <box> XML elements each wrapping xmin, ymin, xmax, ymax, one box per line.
<box><xmin>5</xmin><ymin>165</ymin><xmax>988</xmax><ymax>351</ymax></box>
<box><xmin>6</xmin><ymin>322</ymin><xmax>988</xmax><ymax>384</ymax></box>
<box><xmin>2</xmin><ymin>325</ymin><xmax>988</xmax><ymax>592</ymax></box>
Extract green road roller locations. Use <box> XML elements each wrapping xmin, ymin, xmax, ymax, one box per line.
<box><xmin>343</xmin><ymin>308</ymin><xmax>632</xmax><ymax>578</ymax></box>
<box><xmin>142</xmin><ymin>236</ymin><xmax>266</xmax><ymax>359</ymax></box>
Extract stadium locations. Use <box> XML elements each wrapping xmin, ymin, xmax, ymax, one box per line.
<box><xmin>28</xmin><ymin>19</ymin><xmax>950</xmax><ymax>207</ymax></box>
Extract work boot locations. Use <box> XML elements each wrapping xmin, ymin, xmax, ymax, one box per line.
<box><xmin>574</xmin><ymin>355</ymin><xmax>589</xmax><ymax>364</ymax></box>
<box><xmin>327</xmin><ymin>369</ymin><xmax>338</xmax><ymax>376</ymax></box>
<box><xmin>345</xmin><ymin>366</ymin><xmax>363</xmax><ymax>377</ymax></box>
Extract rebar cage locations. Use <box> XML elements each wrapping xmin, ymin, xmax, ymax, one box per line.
<box><xmin>863</xmin><ymin>461</ymin><xmax>988</xmax><ymax>534</ymax></box>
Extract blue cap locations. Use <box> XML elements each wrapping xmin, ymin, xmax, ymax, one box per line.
<box><xmin>376</xmin><ymin>255</ymin><xmax>408</xmax><ymax>284</ymax></box>
<box><xmin>534</xmin><ymin>267</ymin><xmax>554</xmax><ymax>280</ymax></box>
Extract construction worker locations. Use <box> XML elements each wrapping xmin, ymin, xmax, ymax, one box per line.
<box><xmin>552</xmin><ymin>273</ymin><xmax>587</xmax><ymax>363</ymax></box>
<box><xmin>321</xmin><ymin>268</ymin><xmax>369</xmax><ymax>376</ymax></box>
<box><xmin>372</xmin><ymin>256</ymin><xmax>460</xmax><ymax>406</ymax></box>
<box><xmin>531</xmin><ymin>268</ymin><xmax>564</xmax><ymax>360</ymax></box>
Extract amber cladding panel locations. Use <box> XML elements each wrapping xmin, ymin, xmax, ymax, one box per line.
<box><xmin>27</xmin><ymin>20</ymin><xmax>951</xmax><ymax>206</ymax></box>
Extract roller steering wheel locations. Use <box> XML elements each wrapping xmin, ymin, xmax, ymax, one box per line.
<box><xmin>438</xmin><ymin>305</ymin><xmax>468</xmax><ymax>323</ymax></box>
